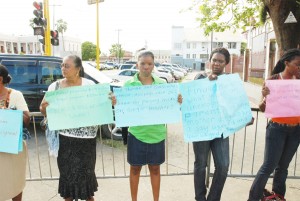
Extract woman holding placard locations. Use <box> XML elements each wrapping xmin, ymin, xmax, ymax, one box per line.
<box><xmin>40</xmin><ymin>55</ymin><xmax>98</xmax><ymax>201</ymax></box>
<box><xmin>0</xmin><ymin>64</ymin><xmax>30</xmax><ymax>201</ymax></box>
<box><xmin>248</xmin><ymin>49</ymin><xmax>300</xmax><ymax>201</ymax></box>
<box><xmin>111</xmin><ymin>50</ymin><xmax>182</xmax><ymax>201</ymax></box>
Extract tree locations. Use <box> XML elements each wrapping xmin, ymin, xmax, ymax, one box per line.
<box><xmin>109</xmin><ymin>44</ymin><xmax>125</xmax><ymax>62</ymax></box>
<box><xmin>81</xmin><ymin>41</ymin><xmax>100</xmax><ymax>61</ymax></box>
<box><xmin>56</xmin><ymin>19</ymin><xmax>68</xmax><ymax>51</ymax></box>
<box><xmin>29</xmin><ymin>18</ymin><xmax>34</xmax><ymax>29</ymax></box>
<box><xmin>191</xmin><ymin>0</ymin><xmax>300</xmax><ymax>53</ymax></box>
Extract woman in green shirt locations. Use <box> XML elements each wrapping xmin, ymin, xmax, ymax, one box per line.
<box><xmin>112</xmin><ymin>51</ymin><xmax>182</xmax><ymax>201</ymax></box>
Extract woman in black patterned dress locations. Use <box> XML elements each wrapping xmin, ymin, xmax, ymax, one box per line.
<box><xmin>40</xmin><ymin>55</ymin><xmax>98</xmax><ymax>201</ymax></box>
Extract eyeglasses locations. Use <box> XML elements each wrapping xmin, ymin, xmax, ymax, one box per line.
<box><xmin>60</xmin><ymin>63</ymin><xmax>72</xmax><ymax>69</ymax></box>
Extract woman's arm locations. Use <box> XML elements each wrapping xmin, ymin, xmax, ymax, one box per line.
<box><xmin>23</xmin><ymin>111</ymin><xmax>30</xmax><ymax>127</ymax></box>
<box><xmin>258</xmin><ymin>82</ymin><xmax>270</xmax><ymax>112</ymax></box>
<box><xmin>39</xmin><ymin>97</ymin><xmax>49</xmax><ymax>116</ymax></box>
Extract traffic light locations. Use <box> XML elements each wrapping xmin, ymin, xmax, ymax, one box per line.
<box><xmin>33</xmin><ymin>2</ymin><xmax>45</xmax><ymax>26</ymax></box>
<box><xmin>50</xmin><ymin>30</ymin><xmax>59</xmax><ymax>46</ymax></box>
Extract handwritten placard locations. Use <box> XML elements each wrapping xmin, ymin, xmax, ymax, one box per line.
<box><xmin>0</xmin><ymin>110</ymin><xmax>23</xmax><ymax>154</ymax></box>
<box><xmin>180</xmin><ymin>74</ymin><xmax>252</xmax><ymax>142</ymax></box>
<box><xmin>217</xmin><ymin>74</ymin><xmax>252</xmax><ymax>137</ymax></box>
<box><xmin>114</xmin><ymin>83</ymin><xmax>181</xmax><ymax>127</ymax></box>
<box><xmin>180</xmin><ymin>79</ymin><xmax>225</xmax><ymax>142</ymax></box>
<box><xmin>45</xmin><ymin>84</ymin><xmax>114</xmax><ymax>130</ymax></box>
<box><xmin>265</xmin><ymin>80</ymin><xmax>300</xmax><ymax>117</ymax></box>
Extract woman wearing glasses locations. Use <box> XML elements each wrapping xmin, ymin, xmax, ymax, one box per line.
<box><xmin>40</xmin><ymin>55</ymin><xmax>98</xmax><ymax>201</ymax></box>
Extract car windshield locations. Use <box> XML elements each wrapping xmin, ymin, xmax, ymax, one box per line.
<box><xmin>121</xmin><ymin>64</ymin><xmax>133</xmax><ymax>69</ymax></box>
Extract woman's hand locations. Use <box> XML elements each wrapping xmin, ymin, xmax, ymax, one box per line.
<box><xmin>39</xmin><ymin>98</ymin><xmax>49</xmax><ymax>116</ymax></box>
<box><xmin>109</xmin><ymin>92</ymin><xmax>117</xmax><ymax>106</ymax></box>
<box><xmin>262</xmin><ymin>86</ymin><xmax>270</xmax><ymax>97</ymax></box>
<box><xmin>177</xmin><ymin>94</ymin><xmax>183</xmax><ymax>104</ymax></box>
<box><xmin>208</xmin><ymin>74</ymin><xmax>218</xmax><ymax>81</ymax></box>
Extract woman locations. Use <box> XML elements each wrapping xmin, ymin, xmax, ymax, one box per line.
<box><xmin>248</xmin><ymin>49</ymin><xmax>300</xmax><ymax>201</ymax></box>
<box><xmin>40</xmin><ymin>55</ymin><xmax>98</xmax><ymax>201</ymax></box>
<box><xmin>112</xmin><ymin>51</ymin><xmax>182</xmax><ymax>201</ymax></box>
<box><xmin>0</xmin><ymin>64</ymin><xmax>30</xmax><ymax>201</ymax></box>
<box><xmin>193</xmin><ymin>47</ymin><xmax>231</xmax><ymax>201</ymax></box>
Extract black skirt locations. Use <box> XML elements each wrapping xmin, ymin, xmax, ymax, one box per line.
<box><xmin>57</xmin><ymin>134</ymin><xmax>98</xmax><ymax>200</ymax></box>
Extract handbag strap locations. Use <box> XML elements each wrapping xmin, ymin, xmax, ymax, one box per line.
<box><xmin>55</xmin><ymin>80</ymin><xmax>60</xmax><ymax>90</ymax></box>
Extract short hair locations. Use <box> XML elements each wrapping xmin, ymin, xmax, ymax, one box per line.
<box><xmin>0</xmin><ymin>64</ymin><xmax>12</xmax><ymax>84</ymax></box>
<box><xmin>272</xmin><ymin>48</ymin><xmax>300</xmax><ymax>75</ymax></box>
<box><xmin>64</xmin><ymin>55</ymin><xmax>84</xmax><ymax>77</ymax></box>
<box><xmin>209</xmin><ymin>48</ymin><xmax>231</xmax><ymax>65</ymax></box>
<box><xmin>138</xmin><ymin>51</ymin><xmax>154</xmax><ymax>60</ymax></box>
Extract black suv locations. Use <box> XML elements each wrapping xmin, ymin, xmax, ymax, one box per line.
<box><xmin>0</xmin><ymin>54</ymin><xmax>63</xmax><ymax>112</ymax></box>
<box><xmin>0</xmin><ymin>54</ymin><xmax>122</xmax><ymax>140</ymax></box>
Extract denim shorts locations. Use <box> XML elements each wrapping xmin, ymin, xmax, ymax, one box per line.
<box><xmin>127</xmin><ymin>133</ymin><xmax>165</xmax><ymax>166</ymax></box>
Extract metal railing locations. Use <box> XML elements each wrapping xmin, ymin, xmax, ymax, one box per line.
<box><xmin>26</xmin><ymin>109</ymin><xmax>300</xmax><ymax>182</ymax></box>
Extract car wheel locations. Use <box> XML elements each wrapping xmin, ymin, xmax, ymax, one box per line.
<box><xmin>101</xmin><ymin>123</ymin><xmax>123</xmax><ymax>140</ymax></box>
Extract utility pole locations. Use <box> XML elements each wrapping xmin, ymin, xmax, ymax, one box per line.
<box><xmin>116</xmin><ymin>29</ymin><xmax>122</xmax><ymax>63</ymax></box>
<box><xmin>44</xmin><ymin>0</ymin><xmax>51</xmax><ymax>56</ymax></box>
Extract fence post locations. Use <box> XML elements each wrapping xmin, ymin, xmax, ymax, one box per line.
<box><xmin>242</xmin><ymin>49</ymin><xmax>250</xmax><ymax>82</ymax></box>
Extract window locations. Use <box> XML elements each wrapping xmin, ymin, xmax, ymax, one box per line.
<box><xmin>192</xmin><ymin>54</ymin><xmax>196</xmax><ymax>59</ymax></box>
<box><xmin>187</xmin><ymin>43</ymin><xmax>190</xmax><ymax>49</ymax></box>
<box><xmin>186</xmin><ymin>54</ymin><xmax>190</xmax><ymax>59</ymax></box>
<box><xmin>120</xmin><ymin>64</ymin><xmax>134</xmax><ymax>70</ymax></box>
<box><xmin>39</xmin><ymin>61</ymin><xmax>63</xmax><ymax>84</ymax></box>
<box><xmin>119</xmin><ymin>70</ymin><xmax>137</xmax><ymax>76</ymax></box>
<box><xmin>193</xmin><ymin>43</ymin><xmax>197</xmax><ymax>49</ymax></box>
<box><xmin>213</xmin><ymin>42</ymin><xmax>223</xmax><ymax>48</ymax></box>
<box><xmin>228</xmin><ymin>42</ymin><xmax>237</xmax><ymax>49</ymax></box>
<box><xmin>200</xmin><ymin>54</ymin><xmax>208</xmax><ymax>59</ymax></box>
<box><xmin>2</xmin><ymin>60</ymin><xmax>38</xmax><ymax>84</ymax></box>
<box><xmin>174</xmin><ymin>43</ymin><xmax>182</xmax><ymax>49</ymax></box>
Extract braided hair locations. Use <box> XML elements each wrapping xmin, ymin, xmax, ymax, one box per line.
<box><xmin>272</xmin><ymin>48</ymin><xmax>300</xmax><ymax>75</ymax></box>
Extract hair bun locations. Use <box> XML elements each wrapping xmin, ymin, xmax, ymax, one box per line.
<box><xmin>4</xmin><ymin>74</ymin><xmax>12</xmax><ymax>84</ymax></box>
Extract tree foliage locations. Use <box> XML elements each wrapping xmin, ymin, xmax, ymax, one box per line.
<box><xmin>109</xmin><ymin>44</ymin><xmax>125</xmax><ymax>60</ymax></box>
<box><xmin>56</xmin><ymin>19</ymin><xmax>68</xmax><ymax>50</ymax></box>
<box><xmin>56</xmin><ymin>19</ymin><xmax>68</xmax><ymax>34</ymax></box>
<box><xmin>81</xmin><ymin>41</ymin><xmax>100</xmax><ymax>61</ymax></box>
<box><xmin>190</xmin><ymin>0</ymin><xmax>300</xmax><ymax>51</ymax></box>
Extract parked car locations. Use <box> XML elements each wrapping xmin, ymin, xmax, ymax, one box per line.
<box><xmin>125</xmin><ymin>61</ymin><xmax>137</xmax><ymax>65</ymax></box>
<box><xmin>119</xmin><ymin>64</ymin><xmax>135</xmax><ymax>70</ymax></box>
<box><xmin>103</xmin><ymin>62</ymin><xmax>115</xmax><ymax>70</ymax></box>
<box><xmin>82</xmin><ymin>61</ymin><xmax>105</xmax><ymax>70</ymax></box>
<box><xmin>112</xmin><ymin>68</ymin><xmax>174</xmax><ymax>83</ymax></box>
<box><xmin>0</xmin><ymin>54</ymin><xmax>122</xmax><ymax>140</ymax></box>
<box><xmin>161</xmin><ymin>66</ymin><xmax>184</xmax><ymax>80</ymax></box>
<box><xmin>130</xmin><ymin>66</ymin><xmax>175</xmax><ymax>83</ymax></box>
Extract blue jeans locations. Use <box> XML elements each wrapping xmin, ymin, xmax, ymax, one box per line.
<box><xmin>193</xmin><ymin>137</ymin><xmax>229</xmax><ymax>201</ymax></box>
<box><xmin>248</xmin><ymin>122</ymin><xmax>300</xmax><ymax>201</ymax></box>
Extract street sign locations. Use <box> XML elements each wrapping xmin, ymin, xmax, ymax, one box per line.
<box><xmin>87</xmin><ymin>0</ymin><xmax>104</xmax><ymax>5</ymax></box>
<box><xmin>284</xmin><ymin>11</ymin><xmax>297</xmax><ymax>23</ymax></box>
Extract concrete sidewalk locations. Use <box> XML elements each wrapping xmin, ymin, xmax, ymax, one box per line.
<box><xmin>21</xmin><ymin>175</ymin><xmax>299</xmax><ymax>201</ymax></box>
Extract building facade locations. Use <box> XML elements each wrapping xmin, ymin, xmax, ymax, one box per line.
<box><xmin>171</xmin><ymin>26</ymin><xmax>246</xmax><ymax>70</ymax></box>
<box><xmin>245</xmin><ymin>21</ymin><xmax>278</xmax><ymax>79</ymax></box>
<box><xmin>0</xmin><ymin>33</ymin><xmax>81</xmax><ymax>58</ymax></box>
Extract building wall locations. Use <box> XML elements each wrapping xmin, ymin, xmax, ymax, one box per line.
<box><xmin>0</xmin><ymin>33</ymin><xmax>81</xmax><ymax>58</ymax></box>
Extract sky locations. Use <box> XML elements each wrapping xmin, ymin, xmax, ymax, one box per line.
<box><xmin>0</xmin><ymin>0</ymin><xmax>198</xmax><ymax>54</ymax></box>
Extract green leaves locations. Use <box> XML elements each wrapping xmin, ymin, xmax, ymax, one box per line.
<box><xmin>109</xmin><ymin>44</ymin><xmax>125</xmax><ymax>60</ymax></box>
<box><xmin>192</xmin><ymin>0</ymin><xmax>262</xmax><ymax>34</ymax></box>
<box><xmin>81</xmin><ymin>41</ymin><xmax>100</xmax><ymax>61</ymax></box>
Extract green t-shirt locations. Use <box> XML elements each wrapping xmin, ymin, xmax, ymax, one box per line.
<box><xmin>124</xmin><ymin>73</ymin><xmax>167</xmax><ymax>144</ymax></box>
